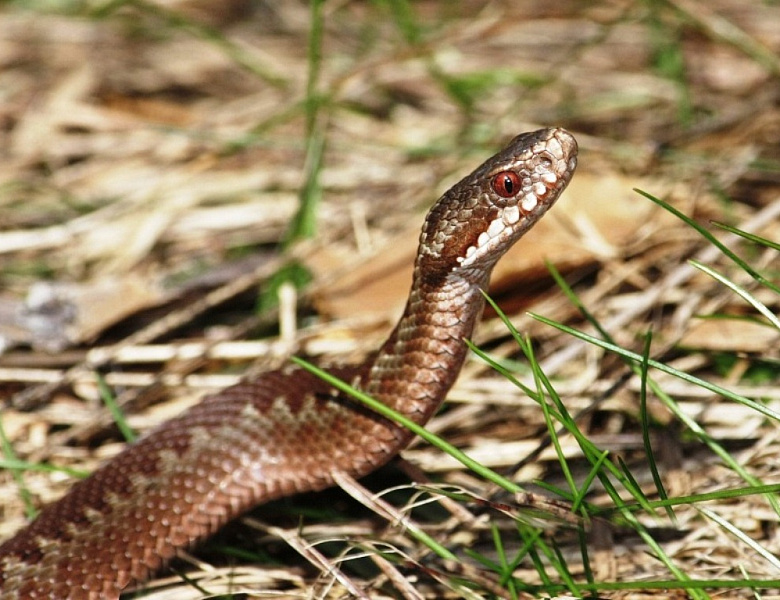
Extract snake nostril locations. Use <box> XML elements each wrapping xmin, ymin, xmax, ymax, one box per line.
<box><xmin>537</xmin><ymin>156</ymin><xmax>554</xmax><ymax>172</ymax></box>
<box><xmin>0</xmin><ymin>127</ymin><xmax>579</xmax><ymax>597</ymax></box>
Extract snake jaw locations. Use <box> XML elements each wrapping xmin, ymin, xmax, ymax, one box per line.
<box><xmin>0</xmin><ymin>127</ymin><xmax>578</xmax><ymax>598</ymax></box>
<box><xmin>421</xmin><ymin>127</ymin><xmax>578</xmax><ymax>277</ymax></box>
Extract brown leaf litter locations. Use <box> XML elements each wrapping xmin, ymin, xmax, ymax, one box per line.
<box><xmin>0</xmin><ymin>1</ymin><xmax>779</xmax><ymax>598</ymax></box>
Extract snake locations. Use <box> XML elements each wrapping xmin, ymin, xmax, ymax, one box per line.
<box><xmin>0</xmin><ymin>127</ymin><xmax>578</xmax><ymax>599</ymax></box>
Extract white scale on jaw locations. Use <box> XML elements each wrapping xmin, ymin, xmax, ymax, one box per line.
<box><xmin>452</xmin><ymin>138</ymin><xmax>567</xmax><ymax>271</ymax></box>
<box><xmin>455</xmin><ymin>181</ymin><xmax>554</xmax><ymax>269</ymax></box>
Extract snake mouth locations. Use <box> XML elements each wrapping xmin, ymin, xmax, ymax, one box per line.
<box><xmin>0</xmin><ymin>124</ymin><xmax>580</xmax><ymax>598</ymax></box>
<box><xmin>451</xmin><ymin>127</ymin><xmax>578</xmax><ymax>271</ymax></box>
<box><xmin>489</xmin><ymin>128</ymin><xmax>577</xmax><ymax>215</ymax></box>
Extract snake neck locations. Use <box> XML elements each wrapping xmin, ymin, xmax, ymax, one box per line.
<box><xmin>364</xmin><ymin>263</ymin><xmax>489</xmax><ymax>425</ymax></box>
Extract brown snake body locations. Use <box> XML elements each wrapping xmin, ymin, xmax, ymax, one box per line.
<box><xmin>0</xmin><ymin>128</ymin><xmax>577</xmax><ymax>599</ymax></box>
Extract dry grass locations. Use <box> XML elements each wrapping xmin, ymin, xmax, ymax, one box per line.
<box><xmin>0</xmin><ymin>1</ymin><xmax>779</xmax><ymax>598</ymax></box>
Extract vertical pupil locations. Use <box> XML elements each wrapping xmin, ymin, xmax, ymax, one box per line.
<box><xmin>503</xmin><ymin>175</ymin><xmax>513</xmax><ymax>193</ymax></box>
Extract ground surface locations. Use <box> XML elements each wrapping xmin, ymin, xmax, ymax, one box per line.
<box><xmin>0</xmin><ymin>1</ymin><xmax>779</xmax><ymax>598</ymax></box>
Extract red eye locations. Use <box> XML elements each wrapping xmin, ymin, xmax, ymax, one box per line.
<box><xmin>491</xmin><ymin>171</ymin><xmax>521</xmax><ymax>198</ymax></box>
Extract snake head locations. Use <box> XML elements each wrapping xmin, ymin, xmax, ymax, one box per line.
<box><xmin>417</xmin><ymin>127</ymin><xmax>577</xmax><ymax>284</ymax></box>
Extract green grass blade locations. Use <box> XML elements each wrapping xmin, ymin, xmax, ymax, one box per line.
<box><xmin>712</xmin><ymin>220</ymin><xmax>780</xmax><ymax>253</ymax></box>
<box><xmin>699</xmin><ymin>506</ymin><xmax>780</xmax><ymax>570</ymax></box>
<box><xmin>285</xmin><ymin>0</ymin><xmax>327</xmax><ymax>245</ymax></box>
<box><xmin>638</xmin><ymin>330</ymin><xmax>674</xmax><ymax>522</ymax></box>
<box><xmin>96</xmin><ymin>373</ymin><xmax>136</xmax><ymax>443</ymax></box>
<box><xmin>635</xmin><ymin>188</ymin><xmax>778</xmax><ymax>293</ymax></box>
<box><xmin>290</xmin><ymin>357</ymin><xmax>523</xmax><ymax>497</ymax></box>
<box><xmin>530</xmin><ymin>314</ymin><xmax>780</xmax><ymax>423</ymax></box>
<box><xmin>94</xmin><ymin>0</ymin><xmax>287</xmax><ymax>87</ymax></box>
<box><xmin>691</xmin><ymin>260</ymin><xmax>780</xmax><ymax>330</ymax></box>
<box><xmin>481</xmin><ymin>292</ymin><xmax>661</xmax><ymax>515</ymax></box>
<box><xmin>0</xmin><ymin>412</ymin><xmax>36</xmax><ymax>518</ymax></box>
<box><xmin>530</xmin><ymin>314</ymin><xmax>780</xmax><ymax>517</ymax></box>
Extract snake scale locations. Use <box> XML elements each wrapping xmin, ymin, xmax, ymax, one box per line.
<box><xmin>0</xmin><ymin>127</ymin><xmax>578</xmax><ymax>599</ymax></box>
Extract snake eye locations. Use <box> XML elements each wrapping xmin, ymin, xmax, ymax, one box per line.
<box><xmin>491</xmin><ymin>171</ymin><xmax>521</xmax><ymax>198</ymax></box>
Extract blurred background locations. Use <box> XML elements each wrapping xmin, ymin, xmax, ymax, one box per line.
<box><xmin>0</xmin><ymin>1</ymin><xmax>778</xmax><ymax>598</ymax></box>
